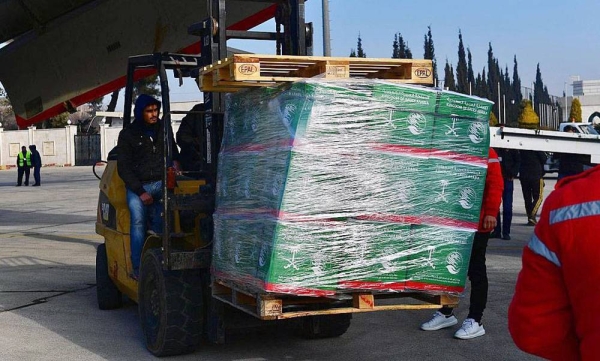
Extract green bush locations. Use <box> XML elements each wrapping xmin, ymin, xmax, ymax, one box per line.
<box><xmin>518</xmin><ymin>100</ymin><xmax>539</xmax><ymax>129</ymax></box>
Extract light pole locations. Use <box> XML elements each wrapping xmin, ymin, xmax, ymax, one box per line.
<box><xmin>322</xmin><ymin>0</ymin><xmax>331</xmax><ymax>56</ymax></box>
<box><xmin>564</xmin><ymin>81</ymin><xmax>568</xmax><ymax>122</ymax></box>
<box><xmin>497</xmin><ymin>82</ymin><xmax>501</xmax><ymax>124</ymax></box>
<box><xmin>503</xmin><ymin>94</ymin><xmax>506</xmax><ymax>126</ymax></box>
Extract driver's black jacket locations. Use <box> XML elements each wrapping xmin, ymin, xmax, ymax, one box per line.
<box><xmin>117</xmin><ymin>119</ymin><xmax>179</xmax><ymax>196</ymax></box>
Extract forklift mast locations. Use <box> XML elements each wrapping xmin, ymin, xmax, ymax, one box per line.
<box><xmin>119</xmin><ymin>1</ymin><xmax>312</xmax><ymax>270</ymax></box>
<box><xmin>188</xmin><ymin>0</ymin><xmax>313</xmax><ymax>182</ymax></box>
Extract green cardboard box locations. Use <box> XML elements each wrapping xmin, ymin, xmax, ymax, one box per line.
<box><xmin>214</xmin><ymin>80</ymin><xmax>491</xmax><ymax>296</ymax></box>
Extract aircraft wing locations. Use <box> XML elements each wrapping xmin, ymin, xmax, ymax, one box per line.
<box><xmin>0</xmin><ymin>0</ymin><xmax>276</xmax><ymax>128</ymax></box>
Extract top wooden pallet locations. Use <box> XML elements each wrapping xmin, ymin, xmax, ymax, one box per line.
<box><xmin>199</xmin><ymin>54</ymin><xmax>434</xmax><ymax>92</ymax></box>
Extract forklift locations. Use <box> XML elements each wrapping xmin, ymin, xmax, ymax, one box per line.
<box><xmin>94</xmin><ymin>1</ymin><xmax>351</xmax><ymax>356</ymax></box>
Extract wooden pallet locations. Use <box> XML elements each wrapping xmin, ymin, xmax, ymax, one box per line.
<box><xmin>212</xmin><ymin>280</ymin><xmax>459</xmax><ymax>320</ymax></box>
<box><xmin>199</xmin><ymin>54</ymin><xmax>434</xmax><ymax>92</ymax></box>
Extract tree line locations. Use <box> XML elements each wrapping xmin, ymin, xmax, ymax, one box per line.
<box><xmin>349</xmin><ymin>28</ymin><xmax>572</xmax><ymax>128</ymax></box>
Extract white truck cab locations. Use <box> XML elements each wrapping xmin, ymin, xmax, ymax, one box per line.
<box><xmin>558</xmin><ymin>122</ymin><xmax>599</xmax><ymax>135</ymax></box>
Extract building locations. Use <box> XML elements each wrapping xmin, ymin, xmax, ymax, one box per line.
<box><xmin>570</xmin><ymin>79</ymin><xmax>600</xmax><ymax>124</ymax></box>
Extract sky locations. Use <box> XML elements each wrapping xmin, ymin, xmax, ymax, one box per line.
<box><xmin>221</xmin><ymin>0</ymin><xmax>600</xmax><ymax>100</ymax></box>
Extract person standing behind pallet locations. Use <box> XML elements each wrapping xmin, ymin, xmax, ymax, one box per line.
<box><xmin>420</xmin><ymin>148</ymin><xmax>503</xmax><ymax>339</ymax></box>
<box><xmin>117</xmin><ymin>94</ymin><xmax>180</xmax><ymax>279</ymax></box>
<box><xmin>491</xmin><ymin>148</ymin><xmax>520</xmax><ymax>240</ymax></box>
<box><xmin>518</xmin><ymin>150</ymin><xmax>547</xmax><ymax>225</ymax></box>
<box><xmin>508</xmin><ymin>165</ymin><xmax>600</xmax><ymax>360</ymax></box>
<box><xmin>556</xmin><ymin>125</ymin><xmax>587</xmax><ymax>181</ymax></box>
<box><xmin>16</xmin><ymin>145</ymin><xmax>32</xmax><ymax>186</ymax></box>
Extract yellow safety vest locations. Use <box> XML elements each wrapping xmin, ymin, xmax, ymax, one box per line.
<box><xmin>17</xmin><ymin>151</ymin><xmax>32</xmax><ymax>167</ymax></box>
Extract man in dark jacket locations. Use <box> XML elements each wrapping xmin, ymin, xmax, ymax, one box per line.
<box><xmin>518</xmin><ymin>150</ymin><xmax>547</xmax><ymax>225</ymax></box>
<box><xmin>491</xmin><ymin>148</ymin><xmax>520</xmax><ymax>240</ymax></box>
<box><xmin>29</xmin><ymin>144</ymin><xmax>42</xmax><ymax>186</ymax></box>
<box><xmin>117</xmin><ymin>94</ymin><xmax>179</xmax><ymax>278</ymax></box>
<box><xmin>176</xmin><ymin>103</ymin><xmax>206</xmax><ymax>177</ymax></box>
<box><xmin>556</xmin><ymin>125</ymin><xmax>587</xmax><ymax>180</ymax></box>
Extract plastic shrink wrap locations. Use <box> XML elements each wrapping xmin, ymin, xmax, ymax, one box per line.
<box><xmin>213</xmin><ymin>80</ymin><xmax>493</xmax><ymax>297</ymax></box>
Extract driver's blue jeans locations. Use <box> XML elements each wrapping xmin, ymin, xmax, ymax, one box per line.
<box><xmin>126</xmin><ymin>181</ymin><xmax>163</xmax><ymax>273</ymax></box>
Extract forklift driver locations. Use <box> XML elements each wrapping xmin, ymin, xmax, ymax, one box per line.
<box><xmin>117</xmin><ymin>94</ymin><xmax>180</xmax><ymax>279</ymax></box>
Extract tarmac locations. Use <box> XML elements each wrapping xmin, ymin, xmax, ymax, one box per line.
<box><xmin>0</xmin><ymin>166</ymin><xmax>550</xmax><ymax>360</ymax></box>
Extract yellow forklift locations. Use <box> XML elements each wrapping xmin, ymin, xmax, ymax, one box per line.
<box><xmin>94</xmin><ymin>0</ymin><xmax>350</xmax><ymax>356</ymax></box>
<box><xmin>95</xmin><ymin>0</ymin><xmax>445</xmax><ymax>357</ymax></box>
<box><xmin>95</xmin><ymin>52</ymin><xmax>216</xmax><ymax>356</ymax></box>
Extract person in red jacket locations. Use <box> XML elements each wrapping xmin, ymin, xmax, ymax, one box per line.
<box><xmin>421</xmin><ymin>148</ymin><xmax>504</xmax><ymax>339</ymax></box>
<box><xmin>509</xmin><ymin>165</ymin><xmax>600</xmax><ymax>360</ymax></box>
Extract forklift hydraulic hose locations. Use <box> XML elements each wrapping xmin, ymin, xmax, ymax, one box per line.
<box><xmin>93</xmin><ymin>160</ymin><xmax>108</xmax><ymax>180</ymax></box>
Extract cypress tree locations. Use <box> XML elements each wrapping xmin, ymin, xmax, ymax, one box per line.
<box><xmin>487</xmin><ymin>43</ymin><xmax>501</xmax><ymax>120</ymax></box>
<box><xmin>512</xmin><ymin>56</ymin><xmax>523</xmax><ymax>103</ymax></box>
<box><xmin>467</xmin><ymin>49</ymin><xmax>475</xmax><ymax>95</ymax></box>
<box><xmin>444</xmin><ymin>60</ymin><xmax>456</xmax><ymax>91</ymax></box>
<box><xmin>533</xmin><ymin>64</ymin><xmax>546</xmax><ymax>114</ymax></box>
<box><xmin>357</xmin><ymin>33</ymin><xmax>366</xmax><ymax>58</ymax></box>
<box><xmin>456</xmin><ymin>30</ymin><xmax>469</xmax><ymax>94</ymax></box>
<box><xmin>423</xmin><ymin>26</ymin><xmax>438</xmax><ymax>84</ymax></box>
<box><xmin>475</xmin><ymin>73</ymin><xmax>484</xmax><ymax>98</ymax></box>
<box><xmin>397</xmin><ymin>34</ymin><xmax>412</xmax><ymax>59</ymax></box>
<box><xmin>392</xmin><ymin>34</ymin><xmax>399</xmax><ymax>58</ymax></box>
<box><xmin>481</xmin><ymin>68</ymin><xmax>491</xmax><ymax>100</ymax></box>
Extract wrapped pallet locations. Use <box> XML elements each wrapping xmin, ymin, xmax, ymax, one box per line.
<box><xmin>213</xmin><ymin>80</ymin><xmax>493</xmax><ymax>297</ymax></box>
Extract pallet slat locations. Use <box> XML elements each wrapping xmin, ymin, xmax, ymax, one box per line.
<box><xmin>199</xmin><ymin>54</ymin><xmax>434</xmax><ymax>92</ymax></box>
<box><xmin>212</xmin><ymin>280</ymin><xmax>459</xmax><ymax>320</ymax></box>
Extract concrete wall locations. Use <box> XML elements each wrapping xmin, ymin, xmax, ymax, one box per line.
<box><xmin>0</xmin><ymin>122</ymin><xmax>183</xmax><ymax>168</ymax></box>
<box><xmin>99</xmin><ymin>122</ymin><xmax>182</xmax><ymax>161</ymax></box>
<box><xmin>0</xmin><ymin>125</ymin><xmax>78</xmax><ymax>168</ymax></box>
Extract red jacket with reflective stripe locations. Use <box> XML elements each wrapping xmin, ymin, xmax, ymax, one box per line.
<box><xmin>479</xmin><ymin>148</ymin><xmax>503</xmax><ymax>232</ymax></box>
<box><xmin>509</xmin><ymin>165</ymin><xmax>600</xmax><ymax>361</ymax></box>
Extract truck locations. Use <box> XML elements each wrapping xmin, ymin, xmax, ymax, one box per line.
<box><xmin>490</xmin><ymin>123</ymin><xmax>600</xmax><ymax>173</ymax></box>
<box><xmin>557</xmin><ymin>122</ymin><xmax>599</xmax><ymax>134</ymax></box>
<box><xmin>95</xmin><ymin>1</ymin><xmax>467</xmax><ymax>357</ymax></box>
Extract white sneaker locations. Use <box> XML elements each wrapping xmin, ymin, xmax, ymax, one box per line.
<box><xmin>420</xmin><ymin>311</ymin><xmax>458</xmax><ymax>331</ymax></box>
<box><xmin>454</xmin><ymin>318</ymin><xmax>485</xmax><ymax>339</ymax></box>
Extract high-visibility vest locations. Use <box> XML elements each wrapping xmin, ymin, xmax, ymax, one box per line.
<box><xmin>17</xmin><ymin>151</ymin><xmax>32</xmax><ymax>167</ymax></box>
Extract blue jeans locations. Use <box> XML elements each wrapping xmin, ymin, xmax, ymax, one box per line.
<box><xmin>495</xmin><ymin>179</ymin><xmax>514</xmax><ymax>237</ymax></box>
<box><xmin>127</xmin><ymin>181</ymin><xmax>163</xmax><ymax>273</ymax></box>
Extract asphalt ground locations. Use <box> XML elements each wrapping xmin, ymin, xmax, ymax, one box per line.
<box><xmin>0</xmin><ymin>166</ymin><xmax>550</xmax><ymax>360</ymax></box>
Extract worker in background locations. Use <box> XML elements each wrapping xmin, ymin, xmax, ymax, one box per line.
<box><xmin>29</xmin><ymin>144</ymin><xmax>42</xmax><ymax>186</ymax></box>
<box><xmin>491</xmin><ymin>148</ymin><xmax>520</xmax><ymax>240</ymax></box>
<box><xmin>509</xmin><ymin>165</ymin><xmax>600</xmax><ymax>360</ymax></box>
<box><xmin>176</xmin><ymin>103</ymin><xmax>206</xmax><ymax>178</ymax></box>
<box><xmin>518</xmin><ymin>150</ymin><xmax>546</xmax><ymax>225</ymax></box>
<box><xmin>420</xmin><ymin>148</ymin><xmax>503</xmax><ymax>339</ymax></box>
<box><xmin>16</xmin><ymin>145</ymin><xmax>32</xmax><ymax>186</ymax></box>
<box><xmin>556</xmin><ymin>125</ymin><xmax>587</xmax><ymax>180</ymax></box>
<box><xmin>117</xmin><ymin>94</ymin><xmax>180</xmax><ymax>279</ymax></box>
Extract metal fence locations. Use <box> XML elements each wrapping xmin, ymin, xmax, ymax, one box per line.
<box><xmin>74</xmin><ymin>134</ymin><xmax>100</xmax><ymax>166</ymax></box>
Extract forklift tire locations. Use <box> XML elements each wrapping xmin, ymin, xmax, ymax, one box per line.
<box><xmin>297</xmin><ymin>314</ymin><xmax>352</xmax><ymax>339</ymax></box>
<box><xmin>138</xmin><ymin>249</ymin><xmax>203</xmax><ymax>357</ymax></box>
<box><xmin>96</xmin><ymin>243</ymin><xmax>123</xmax><ymax>310</ymax></box>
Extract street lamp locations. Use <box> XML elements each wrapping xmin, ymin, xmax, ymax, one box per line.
<box><xmin>564</xmin><ymin>81</ymin><xmax>568</xmax><ymax>122</ymax></box>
